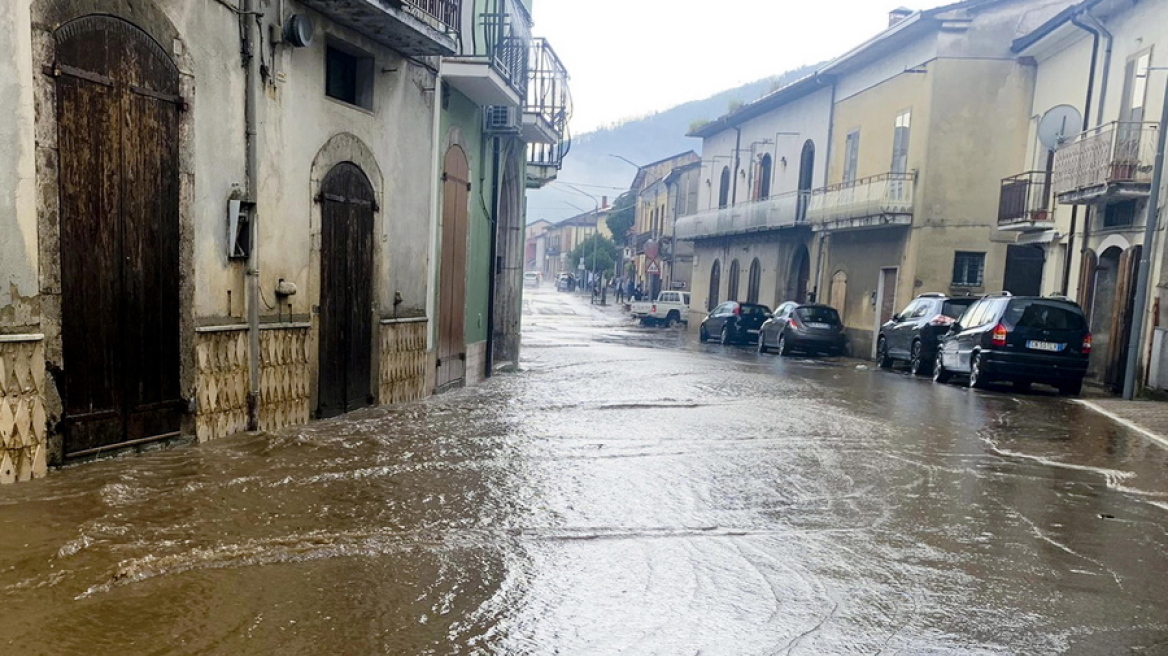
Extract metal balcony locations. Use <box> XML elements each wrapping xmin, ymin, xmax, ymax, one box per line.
<box><xmin>523</xmin><ymin>38</ymin><xmax>571</xmax><ymax>145</ymax></box>
<box><xmin>675</xmin><ymin>191</ymin><xmax>807</xmax><ymax>241</ymax></box>
<box><xmin>998</xmin><ymin>171</ymin><xmax>1055</xmax><ymax>232</ymax></box>
<box><xmin>444</xmin><ymin>0</ymin><xmax>531</xmax><ymax>107</ymax></box>
<box><xmin>1053</xmin><ymin>121</ymin><xmax>1158</xmax><ymax>205</ymax></box>
<box><xmin>806</xmin><ymin>172</ymin><xmax>914</xmax><ymax>231</ymax></box>
<box><xmin>300</xmin><ymin>0</ymin><xmax>460</xmax><ymax>56</ymax></box>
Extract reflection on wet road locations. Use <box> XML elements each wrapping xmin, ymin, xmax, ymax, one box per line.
<box><xmin>3</xmin><ymin>287</ymin><xmax>1168</xmax><ymax>654</ymax></box>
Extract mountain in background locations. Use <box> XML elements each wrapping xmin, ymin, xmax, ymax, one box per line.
<box><xmin>528</xmin><ymin>63</ymin><xmax>822</xmax><ymax>223</ymax></box>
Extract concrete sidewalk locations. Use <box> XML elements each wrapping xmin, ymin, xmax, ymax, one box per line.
<box><xmin>1077</xmin><ymin>399</ymin><xmax>1168</xmax><ymax>450</ymax></box>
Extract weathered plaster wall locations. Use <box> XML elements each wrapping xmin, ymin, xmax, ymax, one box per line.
<box><xmin>0</xmin><ymin>1</ymin><xmax>39</xmax><ymax>327</ymax></box>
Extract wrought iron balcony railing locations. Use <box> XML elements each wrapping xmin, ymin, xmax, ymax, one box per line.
<box><xmin>300</xmin><ymin>0</ymin><xmax>459</xmax><ymax>56</ymax></box>
<box><xmin>480</xmin><ymin>0</ymin><xmax>532</xmax><ymax>95</ymax></box>
<box><xmin>1053</xmin><ymin>121</ymin><xmax>1158</xmax><ymax>203</ymax></box>
<box><xmin>806</xmin><ymin>172</ymin><xmax>914</xmax><ymax>227</ymax></box>
<box><xmin>523</xmin><ymin>38</ymin><xmax>572</xmax><ymax>144</ymax></box>
<box><xmin>675</xmin><ymin>190</ymin><xmax>807</xmax><ymax>240</ymax></box>
<box><xmin>998</xmin><ymin>170</ymin><xmax>1054</xmax><ymax>230</ymax></box>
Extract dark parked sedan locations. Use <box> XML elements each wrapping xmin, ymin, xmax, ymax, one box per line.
<box><xmin>933</xmin><ymin>294</ymin><xmax>1091</xmax><ymax>395</ymax></box>
<box><xmin>876</xmin><ymin>293</ymin><xmax>977</xmax><ymax>375</ymax></box>
<box><xmin>699</xmin><ymin>301</ymin><xmax>772</xmax><ymax>345</ymax></box>
<box><xmin>758</xmin><ymin>303</ymin><xmax>846</xmax><ymax>356</ymax></box>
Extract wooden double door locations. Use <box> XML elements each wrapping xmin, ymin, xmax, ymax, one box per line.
<box><xmin>437</xmin><ymin>147</ymin><xmax>470</xmax><ymax>390</ymax></box>
<box><xmin>55</xmin><ymin>16</ymin><xmax>184</xmax><ymax>457</ymax></box>
<box><xmin>317</xmin><ymin>163</ymin><xmax>376</xmax><ymax>418</ymax></box>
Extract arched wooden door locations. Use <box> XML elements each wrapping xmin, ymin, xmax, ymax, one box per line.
<box><xmin>318</xmin><ymin>163</ymin><xmax>376</xmax><ymax>418</ymax></box>
<box><xmin>56</xmin><ymin>16</ymin><xmax>183</xmax><ymax>457</ymax></box>
<box><xmin>438</xmin><ymin>146</ymin><xmax>470</xmax><ymax>389</ymax></box>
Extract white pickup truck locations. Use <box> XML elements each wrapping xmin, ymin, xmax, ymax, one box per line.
<box><xmin>631</xmin><ymin>291</ymin><xmax>691</xmax><ymax>326</ymax></box>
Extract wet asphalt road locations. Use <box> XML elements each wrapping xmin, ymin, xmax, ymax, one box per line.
<box><xmin>3</xmin><ymin>287</ymin><xmax>1168</xmax><ymax>655</ymax></box>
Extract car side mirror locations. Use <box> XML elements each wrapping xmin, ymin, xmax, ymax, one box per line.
<box><xmin>764</xmin><ymin>312</ymin><xmax>773</xmax><ymax>319</ymax></box>
<box><xmin>948</xmin><ymin>323</ymin><xmax>962</xmax><ymax>334</ymax></box>
<box><xmin>892</xmin><ymin>314</ymin><xmax>902</xmax><ymax>322</ymax></box>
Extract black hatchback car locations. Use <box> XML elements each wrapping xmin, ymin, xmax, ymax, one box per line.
<box><xmin>933</xmin><ymin>294</ymin><xmax>1091</xmax><ymax>395</ymax></box>
<box><xmin>876</xmin><ymin>293</ymin><xmax>978</xmax><ymax>375</ymax></box>
<box><xmin>699</xmin><ymin>301</ymin><xmax>772</xmax><ymax>345</ymax></box>
<box><xmin>758</xmin><ymin>302</ymin><xmax>846</xmax><ymax>356</ymax></box>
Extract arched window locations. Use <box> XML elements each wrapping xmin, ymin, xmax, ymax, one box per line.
<box><xmin>718</xmin><ymin>166</ymin><xmax>731</xmax><ymax>209</ymax></box>
<box><xmin>747</xmin><ymin>258</ymin><xmax>762</xmax><ymax>303</ymax></box>
<box><xmin>728</xmin><ymin>259</ymin><xmax>741</xmax><ymax>301</ymax></box>
<box><xmin>708</xmin><ymin>260</ymin><xmax>721</xmax><ymax>311</ymax></box>
<box><xmin>757</xmin><ymin>154</ymin><xmax>773</xmax><ymax>201</ymax></box>
<box><xmin>797</xmin><ymin>140</ymin><xmax>815</xmax><ymax>222</ymax></box>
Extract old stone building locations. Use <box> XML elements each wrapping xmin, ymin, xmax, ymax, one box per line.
<box><xmin>0</xmin><ymin>0</ymin><xmax>568</xmax><ymax>482</ymax></box>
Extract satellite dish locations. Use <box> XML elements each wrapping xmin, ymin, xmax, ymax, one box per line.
<box><xmin>283</xmin><ymin>14</ymin><xmax>314</xmax><ymax>48</ymax></box>
<box><xmin>1037</xmin><ymin>105</ymin><xmax>1082</xmax><ymax>150</ymax></box>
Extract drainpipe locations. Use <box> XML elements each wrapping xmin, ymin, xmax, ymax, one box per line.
<box><xmin>242</xmin><ymin>0</ymin><xmax>262</xmax><ymax>431</ymax></box>
<box><xmin>813</xmin><ymin>73</ymin><xmax>837</xmax><ymax>301</ymax></box>
<box><xmin>484</xmin><ymin>136</ymin><xmax>501</xmax><ymax>379</ymax></box>
<box><xmin>1083</xmin><ymin>11</ymin><xmax>1113</xmax><ymax>129</ymax></box>
<box><xmin>1062</xmin><ymin>13</ymin><xmax>1101</xmax><ymax>297</ymax></box>
<box><xmin>731</xmin><ymin>127</ymin><xmax>742</xmax><ymax>206</ymax></box>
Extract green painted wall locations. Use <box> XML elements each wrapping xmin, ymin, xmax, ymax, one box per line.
<box><xmin>440</xmin><ymin>87</ymin><xmax>491</xmax><ymax>345</ymax></box>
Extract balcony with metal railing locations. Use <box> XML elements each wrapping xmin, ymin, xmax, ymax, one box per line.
<box><xmin>1052</xmin><ymin>121</ymin><xmax>1158</xmax><ymax>204</ymax></box>
<box><xmin>675</xmin><ymin>190</ymin><xmax>808</xmax><ymax>241</ymax></box>
<box><xmin>806</xmin><ymin>172</ymin><xmax>914</xmax><ymax>231</ymax></box>
<box><xmin>444</xmin><ymin>0</ymin><xmax>531</xmax><ymax>107</ymax></box>
<box><xmin>523</xmin><ymin>38</ymin><xmax>571</xmax><ymax>188</ymax></box>
<box><xmin>300</xmin><ymin>0</ymin><xmax>460</xmax><ymax>56</ymax></box>
<box><xmin>998</xmin><ymin>170</ymin><xmax>1055</xmax><ymax>231</ymax></box>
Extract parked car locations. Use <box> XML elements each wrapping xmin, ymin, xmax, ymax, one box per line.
<box><xmin>523</xmin><ymin>271</ymin><xmax>541</xmax><ymax>287</ymax></box>
<box><xmin>758</xmin><ymin>302</ymin><xmax>846</xmax><ymax>356</ymax></box>
<box><xmin>933</xmin><ymin>293</ymin><xmax>1091</xmax><ymax>395</ymax></box>
<box><xmin>699</xmin><ymin>301</ymin><xmax>772</xmax><ymax>345</ymax></box>
<box><xmin>631</xmin><ymin>291</ymin><xmax>691</xmax><ymax>326</ymax></box>
<box><xmin>555</xmin><ymin>273</ymin><xmax>575</xmax><ymax>292</ymax></box>
<box><xmin>876</xmin><ymin>293</ymin><xmax>978</xmax><ymax>375</ymax></box>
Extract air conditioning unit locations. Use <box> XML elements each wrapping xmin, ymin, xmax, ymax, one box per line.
<box><xmin>484</xmin><ymin>106</ymin><xmax>521</xmax><ymax>134</ymax></box>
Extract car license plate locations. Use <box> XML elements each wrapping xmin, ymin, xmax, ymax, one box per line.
<box><xmin>807</xmin><ymin>322</ymin><xmax>831</xmax><ymax>329</ymax></box>
<box><xmin>1027</xmin><ymin>340</ymin><xmax>1064</xmax><ymax>352</ymax></box>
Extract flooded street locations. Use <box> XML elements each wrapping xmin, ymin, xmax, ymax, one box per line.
<box><xmin>4</xmin><ymin>287</ymin><xmax>1168</xmax><ymax>654</ymax></box>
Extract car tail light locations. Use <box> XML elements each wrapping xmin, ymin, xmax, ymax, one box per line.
<box><xmin>928</xmin><ymin>314</ymin><xmax>954</xmax><ymax>327</ymax></box>
<box><xmin>1083</xmin><ymin>333</ymin><xmax>1093</xmax><ymax>354</ymax></box>
<box><xmin>733</xmin><ymin>305</ymin><xmax>740</xmax><ymax>316</ymax></box>
<box><xmin>651</xmin><ymin>305</ymin><xmax>657</xmax><ymax>314</ymax></box>
<box><xmin>991</xmin><ymin>324</ymin><xmax>1007</xmax><ymax>347</ymax></box>
<box><xmin>788</xmin><ymin>315</ymin><xmax>800</xmax><ymax>329</ymax></box>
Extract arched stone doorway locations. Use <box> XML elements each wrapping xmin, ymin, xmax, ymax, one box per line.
<box><xmin>55</xmin><ymin>15</ymin><xmax>183</xmax><ymax>457</ymax></box>
<box><xmin>728</xmin><ymin>259</ymin><xmax>741</xmax><ymax>301</ymax></box>
<box><xmin>786</xmin><ymin>245</ymin><xmax>811</xmax><ymax>303</ymax></box>
<box><xmin>317</xmin><ymin>163</ymin><xmax>376</xmax><ymax>418</ymax></box>
<box><xmin>708</xmin><ymin>260</ymin><xmax>721</xmax><ymax>311</ymax></box>
<box><xmin>746</xmin><ymin>258</ymin><xmax>762</xmax><ymax>303</ymax></box>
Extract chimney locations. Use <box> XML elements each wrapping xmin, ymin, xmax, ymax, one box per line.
<box><xmin>889</xmin><ymin>7</ymin><xmax>913</xmax><ymax>27</ymax></box>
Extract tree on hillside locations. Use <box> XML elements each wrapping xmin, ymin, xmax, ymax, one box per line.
<box><xmin>570</xmin><ymin>234</ymin><xmax>620</xmax><ymax>276</ymax></box>
<box><xmin>604</xmin><ymin>192</ymin><xmax>636</xmax><ymax>244</ymax></box>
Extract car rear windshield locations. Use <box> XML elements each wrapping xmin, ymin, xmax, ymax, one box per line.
<box><xmin>941</xmin><ymin>299</ymin><xmax>975</xmax><ymax>318</ymax></box>
<box><xmin>796</xmin><ymin>307</ymin><xmax>840</xmax><ymax>323</ymax></box>
<box><xmin>740</xmin><ymin>304</ymin><xmax>771</xmax><ymax>316</ymax></box>
<box><xmin>1003</xmin><ymin>300</ymin><xmax>1087</xmax><ymax>331</ymax></box>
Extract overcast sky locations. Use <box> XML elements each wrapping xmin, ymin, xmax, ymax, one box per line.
<box><xmin>531</xmin><ymin>1</ymin><xmax>935</xmax><ymax>134</ymax></box>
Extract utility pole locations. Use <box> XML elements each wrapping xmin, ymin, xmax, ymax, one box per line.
<box><xmin>1122</xmin><ymin>69</ymin><xmax>1168</xmax><ymax>399</ymax></box>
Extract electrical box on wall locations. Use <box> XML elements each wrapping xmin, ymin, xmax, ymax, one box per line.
<box><xmin>227</xmin><ymin>198</ymin><xmax>256</xmax><ymax>260</ymax></box>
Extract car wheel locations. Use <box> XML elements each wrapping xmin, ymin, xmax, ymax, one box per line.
<box><xmin>876</xmin><ymin>337</ymin><xmax>892</xmax><ymax>370</ymax></box>
<box><xmin>909</xmin><ymin>341</ymin><xmax>930</xmax><ymax>376</ymax></box>
<box><xmin>1058</xmin><ymin>378</ymin><xmax>1084</xmax><ymax>396</ymax></box>
<box><xmin>933</xmin><ymin>357</ymin><xmax>952</xmax><ymax>384</ymax></box>
<box><xmin>757</xmin><ymin>332</ymin><xmax>769</xmax><ymax>354</ymax></box>
<box><xmin>666</xmin><ymin>313</ymin><xmax>679</xmax><ymax>328</ymax></box>
<box><xmin>969</xmin><ymin>353</ymin><xmax>991</xmax><ymax>389</ymax></box>
<box><xmin>720</xmin><ymin>325</ymin><xmax>732</xmax><ymax>346</ymax></box>
<box><xmin>778</xmin><ymin>332</ymin><xmax>791</xmax><ymax>357</ymax></box>
<box><xmin>699</xmin><ymin>325</ymin><xmax>709</xmax><ymax>343</ymax></box>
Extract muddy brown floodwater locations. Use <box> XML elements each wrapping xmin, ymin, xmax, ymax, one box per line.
<box><xmin>3</xmin><ymin>286</ymin><xmax>1168</xmax><ymax>654</ymax></box>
